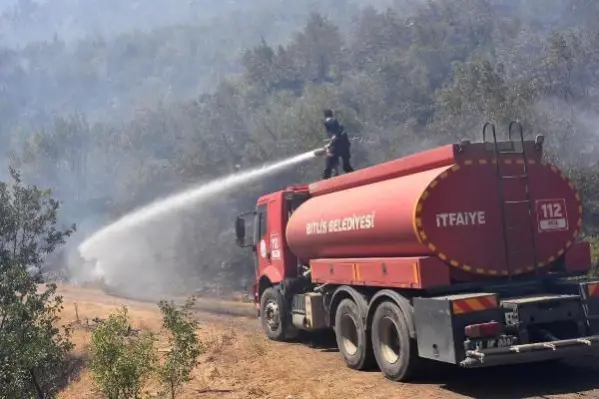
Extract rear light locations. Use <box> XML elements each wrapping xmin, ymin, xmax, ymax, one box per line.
<box><xmin>465</xmin><ymin>321</ymin><xmax>502</xmax><ymax>338</ymax></box>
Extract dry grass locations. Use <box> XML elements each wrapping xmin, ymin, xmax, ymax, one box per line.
<box><xmin>55</xmin><ymin>284</ymin><xmax>275</xmax><ymax>399</ymax></box>
<box><xmin>54</xmin><ymin>284</ymin><xmax>599</xmax><ymax>399</ymax></box>
<box><xmin>55</xmin><ymin>285</ymin><xmax>431</xmax><ymax>399</ymax></box>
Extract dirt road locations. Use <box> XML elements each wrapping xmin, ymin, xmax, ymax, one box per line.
<box><xmin>57</xmin><ymin>284</ymin><xmax>599</xmax><ymax>399</ymax></box>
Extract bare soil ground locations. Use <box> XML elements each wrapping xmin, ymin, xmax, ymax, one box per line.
<box><xmin>56</xmin><ymin>284</ymin><xmax>599</xmax><ymax>399</ymax></box>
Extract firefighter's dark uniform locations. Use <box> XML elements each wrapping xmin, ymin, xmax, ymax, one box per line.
<box><xmin>323</xmin><ymin>114</ymin><xmax>354</xmax><ymax>179</ymax></box>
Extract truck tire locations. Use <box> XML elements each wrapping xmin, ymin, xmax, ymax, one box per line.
<box><xmin>334</xmin><ymin>298</ymin><xmax>374</xmax><ymax>370</ymax></box>
<box><xmin>260</xmin><ymin>287</ymin><xmax>290</xmax><ymax>341</ymax></box>
<box><xmin>371</xmin><ymin>300</ymin><xmax>419</xmax><ymax>382</ymax></box>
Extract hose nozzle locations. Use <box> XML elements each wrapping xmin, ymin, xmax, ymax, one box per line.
<box><xmin>313</xmin><ymin>147</ymin><xmax>327</xmax><ymax>157</ymax></box>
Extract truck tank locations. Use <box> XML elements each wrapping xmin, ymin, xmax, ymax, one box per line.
<box><xmin>285</xmin><ymin>142</ymin><xmax>583</xmax><ymax>278</ymax></box>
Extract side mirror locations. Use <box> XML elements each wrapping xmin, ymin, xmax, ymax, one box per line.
<box><xmin>235</xmin><ymin>217</ymin><xmax>246</xmax><ymax>246</ymax></box>
<box><xmin>534</xmin><ymin>134</ymin><xmax>544</xmax><ymax>152</ymax></box>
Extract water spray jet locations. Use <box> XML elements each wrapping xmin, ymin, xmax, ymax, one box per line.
<box><xmin>76</xmin><ymin>147</ymin><xmax>327</xmax><ymax>281</ymax></box>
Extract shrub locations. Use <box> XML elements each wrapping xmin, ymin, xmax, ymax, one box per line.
<box><xmin>88</xmin><ymin>306</ymin><xmax>156</xmax><ymax>399</ymax></box>
<box><xmin>157</xmin><ymin>296</ymin><xmax>203</xmax><ymax>399</ymax></box>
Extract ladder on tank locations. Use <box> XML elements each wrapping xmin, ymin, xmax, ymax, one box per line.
<box><xmin>483</xmin><ymin>122</ymin><xmax>540</xmax><ymax>280</ymax></box>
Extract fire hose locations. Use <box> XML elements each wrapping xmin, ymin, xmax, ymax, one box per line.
<box><xmin>312</xmin><ymin>141</ymin><xmax>340</xmax><ymax>176</ymax></box>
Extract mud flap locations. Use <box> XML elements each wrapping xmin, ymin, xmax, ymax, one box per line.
<box><xmin>413</xmin><ymin>293</ymin><xmax>503</xmax><ymax>364</ymax></box>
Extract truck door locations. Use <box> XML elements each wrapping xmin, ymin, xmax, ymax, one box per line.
<box><xmin>257</xmin><ymin>197</ymin><xmax>286</xmax><ymax>283</ymax></box>
<box><xmin>254</xmin><ymin>203</ymin><xmax>269</xmax><ymax>275</ymax></box>
<box><xmin>237</xmin><ymin>193</ymin><xmax>302</xmax><ymax>287</ymax></box>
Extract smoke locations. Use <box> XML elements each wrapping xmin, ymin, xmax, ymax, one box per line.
<box><xmin>0</xmin><ymin>0</ymin><xmax>399</xmax><ymax>47</ymax></box>
<box><xmin>4</xmin><ymin>0</ymin><xmax>599</xmax><ymax>300</ymax></box>
<box><xmin>530</xmin><ymin>96</ymin><xmax>599</xmax><ymax>167</ymax></box>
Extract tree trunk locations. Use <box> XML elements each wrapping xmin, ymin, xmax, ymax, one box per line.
<box><xmin>29</xmin><ymin>368</ymin><xmax>44</xmax><ymax>399</ymax></box>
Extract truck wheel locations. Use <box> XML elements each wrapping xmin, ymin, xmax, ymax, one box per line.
<box><xmin>371</xmin><ymin>300</ymin><xmax>418</xmax><ymax>382</ymax></box>
<box><xmin>260</xmin><ymin>287</ymin><xmax>289</xmax><ymax>341</ymax></box>
<box><xmin>334</xmin><ymin>298</ymin><xmax>374</xmax><ymax>370</ymax></box>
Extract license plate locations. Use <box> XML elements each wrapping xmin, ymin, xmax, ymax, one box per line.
<box><xmin>476</xmin><ymin>335</ymin><xmax>518</xmax><ymax>350</ymax></box>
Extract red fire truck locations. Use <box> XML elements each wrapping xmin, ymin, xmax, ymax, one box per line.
<box><xmin>234</xmin><ymin>122</ymin><xmax>599</xmax><ymax>381</ymax></box>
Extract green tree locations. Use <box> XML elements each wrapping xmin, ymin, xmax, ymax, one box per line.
<box><xmin>0</xmin><ymin>167</ymin><xmax>75</xmax><ymax>398</ymax></box>
<box><xmin>157</xmin><ymin>297</ymin><xmax>203</xmax><ymax>399</ymax></box>
<box><xmin>89</xmin><ymin>306</ymin><xmax>157</xmax><ymax>399</ymax></box>
<box><xmin>7</xmin><ymin>0</ymin><xmax>599</xmax><ymax>300</ymax></box>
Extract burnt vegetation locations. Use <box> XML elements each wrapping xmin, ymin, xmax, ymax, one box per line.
<box><xmin>2</xmin><ymin>0</ymin><xmax>599</xmax><ymax>297</ymax></box>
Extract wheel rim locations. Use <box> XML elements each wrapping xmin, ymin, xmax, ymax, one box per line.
<box><xmin>264</xmin><ymin>299</ymin><xmax>280</xmax><ymax>332</ymax></box>
<box><xmin>340</xmin><ymin>314</ymin><xmax>359</xmax><ymax>356</ymax></box>
<box><xmin>379</xmin><ymin>316</ymin><xmax>400</xmax><ymax>364</ymax></box>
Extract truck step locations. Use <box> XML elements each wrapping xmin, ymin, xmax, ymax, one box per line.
<box><xmin>506</xmin><ymin>249</ymin><xmax>535</xmax><ymax>256</ymax></box>
<box><xmin>505</xmin><ymin>226</ymin><xmax>535</xmax><ymax>232</ymax></box>
<box><xmin>505</xmin><ymin>224</ymin><xmax>534</xmax><ymax>229</ymax></box>
<box><xmin>496</xmin><ymin>149</ymin><xmax>525</xmax><ymax>155</ymax></box>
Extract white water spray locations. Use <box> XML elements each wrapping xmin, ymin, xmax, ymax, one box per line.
<box><xmin>76</xmin><ymin>149</ymin><xmax>320</xmax><ymax>283</ymax></box>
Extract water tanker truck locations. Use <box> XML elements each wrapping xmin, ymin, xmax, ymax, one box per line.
<box><xmin>234</xmin><ymin>122</ymin><xmax>599</xmax><ymax>381</ymax></box>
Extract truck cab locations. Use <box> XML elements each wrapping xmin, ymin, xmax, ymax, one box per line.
<box><xmin>235</xmin><ymin>186</ymin><xmax>310</xmax><ymax>313</ymax></box>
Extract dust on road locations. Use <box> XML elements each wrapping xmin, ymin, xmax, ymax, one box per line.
<box><xmin>57</xmin><ymin>284</ymin><xmax>599</xmax><ymax>399</ymax></box>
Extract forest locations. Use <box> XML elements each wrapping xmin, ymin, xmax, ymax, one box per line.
<box><xmin>2</xmin><ymin>0</ymin><xmax>599</xmax><ymax>298</ymax></box>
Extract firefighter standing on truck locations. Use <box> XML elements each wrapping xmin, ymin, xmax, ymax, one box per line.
<box><xmin>322</xmin><ymin>109</ymin><xmax>354</xmax><ymax>179</ymax></box>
